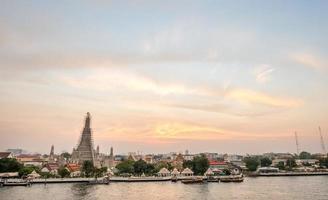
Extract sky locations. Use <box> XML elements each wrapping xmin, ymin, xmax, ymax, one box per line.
<box><xmin>1</xmin><ymin>0</ymin><xmax>328</xmax><ymax>155</ymax></box>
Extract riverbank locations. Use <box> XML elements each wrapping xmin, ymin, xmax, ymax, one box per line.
<box><xmin>1</xmin><ymin>176</ymin><xmax>328</xmax><ymax>200</ymax></box>
<box><xmin>2</xmin><ymin>171</ymin><xmax>328</xmax><ymax>187</ymax></box>
<box><xmin>250</xmin><ymin>171</ymin><xmax>328</xmax><ymax>177</ymax></box>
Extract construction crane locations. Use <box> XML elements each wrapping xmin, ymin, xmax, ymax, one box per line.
<box><xmin>294</xmin><ymin>131</ymin><xmax>300</xmax><ymax>155</ymax></box>
<box><xmin>318</xmin><ymin>126</ymin><xmax>327</xmax><ymax>154</ymax></box>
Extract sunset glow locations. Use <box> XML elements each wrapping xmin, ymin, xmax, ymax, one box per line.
<box><xmin>1</xmin><ymin>1</ymin><xmax>328</xmax><ymax>154</ymax></box>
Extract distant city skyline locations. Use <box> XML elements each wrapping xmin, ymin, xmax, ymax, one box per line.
<box><xmin>1</xmin><ymin>1</ymin><xmax>328</xmax><ymax>154</ymax></box>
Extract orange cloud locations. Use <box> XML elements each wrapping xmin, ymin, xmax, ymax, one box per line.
<box><xmin>152</xmin><ymin>122</ymin><xmax>286</xmax><ymax>141</ymax></box>
<box><xmin>226</xmin><ymin>88</ymin><xmax>303</xmax><ymax>108</ymax></box>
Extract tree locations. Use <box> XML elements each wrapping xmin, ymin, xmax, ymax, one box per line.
<box><xmin>145</xmin><ymin>163</ymin><xmax>155</xmax><ymax>175</ymax></box>
<box><xmin>276</xmin><ymin>161</ymin><xmax>285</xmax><ymax>170</ymax></box>
<box><xmin>192</xmin><ymin>155</ymin><xmax>209</xmax><ymax>175</ymax></box>
<box><xmin>182</xmin><ymin>155</ymin><xmax>209</xmax><ymax>175</ymax></box>
<box><xmin>61</xmin><ymin>152</ymin><xmax>71</xmax><ymax>160</ymax></box>
<box><xmin>244</xmin><ymin>157</ymin><xmax>260</xmax><ymax>171</ymax></box>
<box><xmin>94</xmin><ymin>167</ymin><xmax>107</xmax><ymax>178</ymax></box>
<box><xmin>0</xmin><ymin>158</ymin><xmax>23</xmax><ymax>173</ymax></box>
<box><xmin>58</xmin><ymin>167</ymin><xmax>70</xmax><ymax>178</ymax></box>
<box><xmin>260</xmin><ymin>157</ymin><xmax>272</xmax><ymax>167</ymax></box>
<box><xmin>286</xmin><ymin>158</ymin><xmax>297</xmax><ymax>169</ymax></box>
<box><xmin>183</xmin><ymin>160</ymin><xmax>193</xmax><ymax>169</ymax></box>
<box><xmin>40</xmin><ymin>172</ymin><xmax>53</xmax><ymax>178</ymax></box>
<box><xmin>299</xmin><ymin>151</ymin><xmax>312</xmax><ymax>159</ymax></box>
<box><xmin>223</xmin><ymin>169</ymin><xmax>231</xmax><ymax>175</ymax></box>
<box><xmin>133</xmin><ymin>159</ymin><xmax>148</xmax><ymax>175</ymax></box>
<box><xmin>18</xmin><ymin>166</ymin><xmax>39</xmax><ymax>177</ymax></box>
<box><xmin>319</xmin><ymin>158</ymin><xmax>328</xmax><ymax>168</ymax></box>
<box><xmin>154</xmin><ymin>161</ymin><xmax>170</xmax><ymax>173</ymax></box>
<box><xmin>116</xmin><ymin>160</ymin><xmax>135</xmax><ymax>175</ymax></box>
<box><xmin>82</xmin><ymin>160</ymin><xmax>94</xmax><ymax>177</ymax></box>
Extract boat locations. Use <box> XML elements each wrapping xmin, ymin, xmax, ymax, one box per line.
<box><xmin>110</xmin><ymin>176</ymin><xmax>172</xmax><ymax>182</ymax></box>
<box><xmin>88</xmin><ymin>179</ymin><xmax>110</xmax><ymax>185</ymax></box>
<box><xmin>220</xmin><ymin>174</ymin><xmax>244</xmax><ymax>183</ymax></box>
<box><xmin>181</xmin><ymin>177</ymin><xmax>204</xmax><ymax>184</ymax></box>
<box><xmin>1</xmin><ymin>181</ymin><xmax>32</xmax><ymax>187</ymax></box>
<box><xmin>206</xmin><ymin>177</ymin><xmax>219</xmax><ymax>182</ymax></box>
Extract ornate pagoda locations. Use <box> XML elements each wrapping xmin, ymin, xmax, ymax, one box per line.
<box><xmin>71</xmin><ymin>112</ymin><xmax>96</xmax><ymax>166</ymax></box>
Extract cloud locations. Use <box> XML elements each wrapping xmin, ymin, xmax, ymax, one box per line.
<box><xmin>254</xmin><ymin>65</ymin><xmax>275</xmax><ymax>83</ymax></box>
<box><xmin>290</xmin><ymin>53</ymin><xmax>327</xmax><ymax>69</ymax></box>
<box><xmin>225</xmin><ymin>88</ymin><xmax>303</xmax><ymax>108</ymax></box>
<box><xmin>153</xmin><ymin>122</ymin><xmax>287</xmax><ymax>141</ymax></box>
<box><xmin>164</xmin><ymin>103</ymin><xmax>229</xmax><ymax>114</ymax></box>
<box><xmin>60</xmin><ymin>68</ymin><xmax>303</xmax><ymax>111</ymax></box>
<box><xmin>60</xmin><ymin>69</ymin><xmax>209</xmax><ymax>96</ymax></box>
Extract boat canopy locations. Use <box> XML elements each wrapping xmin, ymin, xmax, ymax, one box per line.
<box><xmin>171</xmin><ymin>168</ymin><xmax>180</xmax><ymax>175</ymax></box>
<box><xmin>181</xmin><ymin>168</ymin><xmax>194</xmax><ymax>175</ymax></box>
<box><xmin>204</xmin><ymin>168</ymin><xmax>214</xmax><ymax>176</ymax></box>
<box><xmin>158</xmin><ymin>168</ymin><xmax>170</xmax><ymax>176</ymax></box>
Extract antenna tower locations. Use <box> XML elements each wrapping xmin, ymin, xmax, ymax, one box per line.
<box><xmin>318</xmin><ymin>126</ymin><xmax>327</xmax><ymax>154</ymax></box>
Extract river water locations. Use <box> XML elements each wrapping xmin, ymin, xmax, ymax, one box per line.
<box><xmin>1</xmin><ymin>176</ymin><xmax>328</xmax><ymax>200</ymax></box>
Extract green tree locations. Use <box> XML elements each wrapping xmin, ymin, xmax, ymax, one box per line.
<box><xmin>61</xmin><ymin>152</ymin><xmax>71</xmax><ymax>160</ymax></box>
<box><xmin>154</xmin><ymin>161</ymin><xmax>170</xmax><ymax>173</ymax></box>
<box><xmin>0</xmin><ymin>158</ymin><xmax>23</xmax><ymax>173</ymax></box>
<box><xmin>286</xmin><ymin>158</ymin><xmax>297</xmax><ymax>169</ymax></box>
<box><xmin>192</xmin><ymin>155</ymin><xmax>209</xmax><ymax>175</ymax></box>
<box><xmin>183</xmin><ymin>160</ymin><xmax>193</xmax><ymax>169</ymax></box>
<box><xmin>182</xmin><ymin>155</ymin><xmax>209</xmax><ymax>175</ymax></box>
<box><xmin>145</xmin><ymin>163</ymin><xmax>155</xmax><ymax>175</ymax></box>
<box><xmin>116</xmin><ymin>160</ymin><xmax>135</xmax><ymax>175</ymax></box>
<box><xmin>223</xmin><ymin>169</ymin><xmax>231</xmax><ymax>175</ymax></box>
<box><xmin>299</xmin><ymin>151</ymin><xmax>312</xmax><ymax>159</ymax></box>
<box><xmin>82</xmin><ymin>160</ymin><xmax>94</xmax><ymax>177</ymax></box>
<box><xmin>94</xmin><ymin>167</ymin><xmax>108</xmax><ymax>178</ymax></box>
<box><xmin>133</xmin><ymin>159</ymin><xmax>148</xmax><ymax>175</ymax></box>
<box><xmin>58</xmin><ymin>167</ymin><xmax>70</xmax><ymax>178</ymax></box>
<box><xmin>244</xmin><ymin>157</ymin><xmax>260</xmax><ymax>171</ymax></box>
<box><xmin>40</xmin><ymin>172</ymin><xmax>53</xmax><ymax>178</ymax></box>
<box><xmin>319</xmin><ymin>158</ymin><xmax>328</xmax><ymax>168</ymax></box>
<box><xmin>260</xmin><ymin>157</ymin><xmax>272</xmax><ymax>167</ymax></box>
<box><xmin>18</xmin><ymin>166</ymin><xmax>39</xmax><ymax>177</ymax></box>
<box><xmin>276</xmin><ymin>161</ymin><xmax>285</xmax><ymax>170</ymax></box>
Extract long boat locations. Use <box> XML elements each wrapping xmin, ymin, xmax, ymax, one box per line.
<box><xmin>109</xmin><ymin>176</ymin><xmax>172</xmax><ymax>182</ymax></box>
<box><xmin>220</xmin><ymin>174</ymin><xmax>244</xmax><ymax>183</ymax></box>
<box><xmin>181</xmin><ymin>177</ymin><xmax>204</xmax><ymax>184</ymax></box>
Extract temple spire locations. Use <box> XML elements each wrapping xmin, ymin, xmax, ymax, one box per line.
<box><xmin>85</xmin><ymin>112</ymin><xmax>91</xmax><ymax>129</ymax></box>
<box><xmin>71</xmin><ymin>112</ymin><xmax>95</xmax><ymax>166</ymax></box>
<box><xmin>49</xmin><ymin>144</ymin><xmax>55</xmax><ymax>162</ymax></box>
<box><xmin>110</xmin><ymin>146</ymin><xmax>113</xmax><ymax>157</ymax></box>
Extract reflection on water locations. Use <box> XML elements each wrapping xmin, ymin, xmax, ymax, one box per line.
<box><xmin>71</xmin><ymin>184</ymin><xmax>95</xmax><ymax>198</ymax></box>
<box><xmin>1</xmin><ymin>177</ymin><xmax>328</xmax><ymax>200</ymax></box>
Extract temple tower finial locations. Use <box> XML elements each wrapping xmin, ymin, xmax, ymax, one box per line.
<box><xmin>85</xmin><ymin>112</ymin><xmax>91</xmax><ymax>129</ymax></box>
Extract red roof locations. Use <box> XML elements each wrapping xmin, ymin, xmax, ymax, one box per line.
<box><xmin>209</xmin><ymin>160</ymin><xmax>227</xmax><ymax>165</ymax></box>
<box><xmin>66</xmin><ymin>163</ymin><xmax>80</xmax><ymax>172</ymax></box>
<box><xmin>45</xmin><ymin>163</ymin><xmax>59</xmax><ymax>171</ymax></box>
<box><xmin>0</xmin><ymin>152</ymin><xmax>12</xmax><ymax>159</ymax></box>
<box><xmin>16</xmin><ymin>154</ymin><xmax>40</xmax><ymax>158</ymax></box>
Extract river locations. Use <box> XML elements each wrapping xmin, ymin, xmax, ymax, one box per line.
<box><xmin>1</xmin><ymin>176</ymin><xmax>327</xmax><ymax>200</ymax></box>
